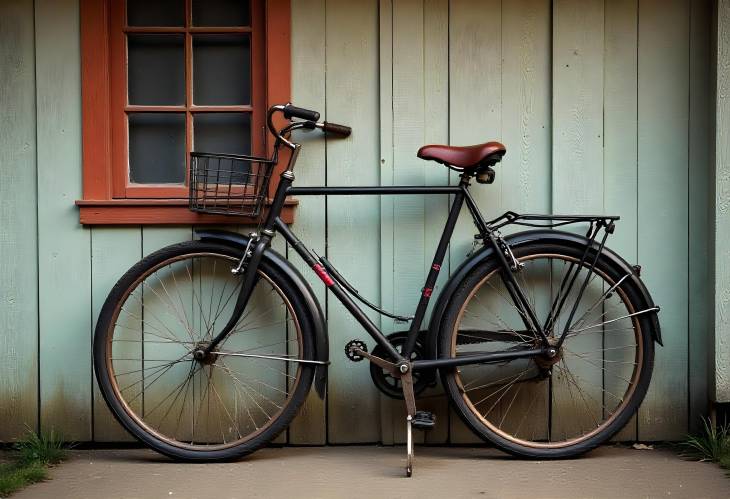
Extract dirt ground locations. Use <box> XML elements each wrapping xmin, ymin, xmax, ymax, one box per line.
<box><xmin>12</xmin><ymin>445</ymin><xmax>730</xmax><ymax>499</ymax></box>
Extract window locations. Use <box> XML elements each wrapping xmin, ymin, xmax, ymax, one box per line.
<box><xmin>78</xmin><ymin>0</ymin><xmax>295</xmax><ymax>224</ymax></box>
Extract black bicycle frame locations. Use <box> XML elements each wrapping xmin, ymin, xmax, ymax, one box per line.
<box><xmin>203</xmin><ymin>111</ymin><xmax>611</xmax><ymax>371</ymax></box>
<box><xmin>202</xmin><ymin>154</ymin><xmax>549</xmax><ymax>369</ymax></box>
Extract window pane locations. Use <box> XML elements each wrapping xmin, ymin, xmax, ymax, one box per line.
<box><xmin>192</xmin><ymin>0</ymin><xmax>250</xmax><ymax>26</ymax></box>
<box><xmin>129</xmin><ymin>113</ymin><xmax>186</xmax><ymax>184</ymax></box>
<box><xmin>127</xmin><ymin>0</ymin><xmax>184</xmax><ymax>27</ymax></box>
<box><xmin>128</xmin><ymin>34</ymin><xmax>185</xmax><ymax>105</ymax></box>
<box><xmin>193</xmin><ymin>113</ymin><xmax>251</xmax><ymax>156</ymax></box>
<box><xmin>193</xmin><ymin>34</ymin><xmax>250</xmax><ymax>105</ymax></box>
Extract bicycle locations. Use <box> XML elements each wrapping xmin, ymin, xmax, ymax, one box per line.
<box><xmin>94</xmin><ymin>103</ymin><xmax>662</xmax><ymax>477</ymax></box>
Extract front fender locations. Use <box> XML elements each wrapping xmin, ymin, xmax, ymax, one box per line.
<box><xmin>426</xmin><ymin>229</ymin><xmax>662</xmax><ymax>360</ymax></box>
<box><xmin>195</xmin><ymin>229</ymin><xmax>329</xmax><ymax>399</ymax></box>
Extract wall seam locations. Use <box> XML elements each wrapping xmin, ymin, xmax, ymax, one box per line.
<box><xmin>33</xmin><ymin>0</ymin><xmax>41</xmax><ymax>436</ymax></box>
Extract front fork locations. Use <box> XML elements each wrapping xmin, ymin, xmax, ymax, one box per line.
<box><xmin>203</xmin><ymin>148</ymin><xmax>300</xmax><ymax>356</ymax></box>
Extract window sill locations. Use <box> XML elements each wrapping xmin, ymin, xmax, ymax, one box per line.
<box><xmin>76</xmin><ymin>198</ymin><xmax>297</xmax><ymax>225</ymax></box>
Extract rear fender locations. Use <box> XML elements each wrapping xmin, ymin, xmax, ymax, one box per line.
<box><xmin>195</xmin><ymin>229</ymin><xmax>329</xmax><ymax>399</ymax></box>
<box><xmin>426</xmin><ymin>229</ymin><xmax>662</xmax><ymax>360</ymax></box>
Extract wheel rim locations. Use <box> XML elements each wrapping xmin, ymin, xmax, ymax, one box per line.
<box><xmin>104</xmin><ymin>252</ymin><xmax>304</xmax><ymax>451</ymax></box>
<box><xmin>450</xmin><ymin>253</ymin><xmax>644</xmax><ymax>449</ymax></box>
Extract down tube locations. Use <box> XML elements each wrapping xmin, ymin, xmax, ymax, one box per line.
<box><xmin>273</xmin><ymin>218</ymin><xmax>404</xmax><ymax>362</ymax></box>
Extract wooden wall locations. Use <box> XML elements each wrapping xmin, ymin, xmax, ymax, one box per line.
<box><xmin>0</xmin><ymin>0</ymin><xmax>716</xmax><ymax>443</ymax></box>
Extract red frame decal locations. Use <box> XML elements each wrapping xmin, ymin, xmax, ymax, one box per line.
<box><xmin>313</xmin><ymin>263</ymin><xmax>335</xmax><ymax>287</ymax></box>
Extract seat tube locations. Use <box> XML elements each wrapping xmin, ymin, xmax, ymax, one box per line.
<box><xmin>401</xmin><ymin>187</ymin><xmax>466</xmax><ymax>357</ymax></box>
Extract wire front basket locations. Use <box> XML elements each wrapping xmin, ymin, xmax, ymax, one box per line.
<box><xmin>189</xmin><ymin>152</ymin><xmax>276</xmax><ymax>217</ymax></box>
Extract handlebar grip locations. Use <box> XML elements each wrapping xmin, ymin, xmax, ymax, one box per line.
<box><xmin>283</xmin><ymin>104</ymin><xmax>320</xmax><ymax>121</ymax></box>
<box><xmin>322</xmin><ymin>122</ymin><xmax>352</xmax><ymax>137</ymax></box>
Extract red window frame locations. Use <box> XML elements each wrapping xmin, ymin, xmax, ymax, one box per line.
<box><xmin>77</xmin><ymin>0</ymin><xmax>295</xmax><ymax>224</ymax></box>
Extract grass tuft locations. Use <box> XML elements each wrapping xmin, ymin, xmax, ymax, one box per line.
<box><xmin>0</xmin><ymin>429</ymin><xmax>68</xmax><ymax>497</ymax></box>
<box><xmin>13</xmin><ymin>429</ymin><xmax>66</xmax><ymax>466</ymax></box>
<box><xmin>681</xmin><ymin>418</ymin><xmax>730</xmax><ymax>475</ymax></box>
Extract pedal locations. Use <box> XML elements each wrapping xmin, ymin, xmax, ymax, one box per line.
<box><xmin>411</xmin><ymin>410</ymin><xmax>436</xmax><ymax>431</ymax></box>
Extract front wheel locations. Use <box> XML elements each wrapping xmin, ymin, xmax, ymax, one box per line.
<box><xmin>439</xmin><ymin>240</ymin><xmax>655</xmax><ymax>459</ymax></box>
<box><xmin>94</xmin><ymin>241</ymin><xmax>315</xmax><ymax>461</ymax></box>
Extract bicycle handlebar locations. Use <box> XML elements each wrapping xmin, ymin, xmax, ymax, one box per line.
<box><xmin>283</xmin><ymin>104</ymin><xmax>320</xmax><ymax>122</ymax></box>
<box><xmin>321</xmin><ymin>121</ymin><xmax>352</xmax><ymax>137</ymax></box>
<box><xmin>267</xmin><ymin>104</ymin><xmax>352</xmax><ymax>147</ymax></box>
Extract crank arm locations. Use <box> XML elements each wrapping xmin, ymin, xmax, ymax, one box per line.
<box><xmin>351</xmin><ymin>347</ymin><xmax>398</xmax><ymax>375</ymax></box>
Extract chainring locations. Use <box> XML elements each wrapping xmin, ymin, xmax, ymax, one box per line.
<box><xmin>369</xmin><ymin>332</ymin><xmax>431</xmax><ymax>399</ymax></box>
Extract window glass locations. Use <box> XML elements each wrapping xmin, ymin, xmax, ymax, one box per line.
<box><xmin>127</xmin><ymin>0</ymin><xmax>184</xmax><ymax>27</ymax></box>
<box><xmin>192</xmin><ymin>0</ymin><xmax>250</xmax><ymax>27</ymax></box>
<box><xmin>193</xmin><ymin>113</ymin><xmax>251</xmax><ymax>156</ymax></box>
<box><xmin>193</xmin><ymin>34</ymin><xmax>251</xmax><ymax>105</ymax></box>
<box><xmin>129</xmin><ymin>113</ymin><xmax>186</xmax><ymax>184</ymax></box>
<box><xmin>128</xmin><ymin>34</ymin><xmax>185</xmax><ymax>105</ymax></box>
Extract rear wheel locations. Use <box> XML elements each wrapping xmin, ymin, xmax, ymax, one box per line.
<box><xmin>94</xmin><ymin>241</ymin><xmax>315</xmax><ymax>461</ymax></box>
<box><xmin>439</xmin><ymin>240</ymin><xmax>655</xmax><ymax>458</ymax></box>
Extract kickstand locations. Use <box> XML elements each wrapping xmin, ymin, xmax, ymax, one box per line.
<box><xmin>401</xmin><ymin>369</ymin><xmax>416</xmax><ymax>478</ymax></box>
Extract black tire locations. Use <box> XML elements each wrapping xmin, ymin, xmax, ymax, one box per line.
<box><xmin>94</xmin><ymin>241</ymin><xmax>315</xmax><ymax>461</ymax></box>
<box><xmin>439</xmin><ymin>240</ymin><xmax>655</xmax><ymax>459</ymax></box>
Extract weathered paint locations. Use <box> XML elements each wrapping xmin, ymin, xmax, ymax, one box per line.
<box><xmin>36</xmin><ymin>0</ymin><xmax>92</xmax><ymax>441</ymax></box>
<box><xmin>0</xmin><ymin>0</ymin><xmax>719</xmax><ymax>443</ymax></box>
<box><xmin>0</xmin><ymin>0</ymin><xmax>39</xmax><ymax>441</ymax></box>
<box><xmin>715</xmin><ymin>0</ymin><xmax>730</xmax><ymax>404</ymax></box>
<box><xmin>637</xmin><ymin>0</ymin><xmax>690</xmax><ymax>440</ymax></box>
<box><xmin>287</xmin><ymin>0</ymin><xmax>327</xmax><ymax>445</ymax></box>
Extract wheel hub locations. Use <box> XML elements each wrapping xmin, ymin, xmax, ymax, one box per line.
<box><xmin>535</xmin><ymin>344</ymin><xmax>562</xmax><ymax>369</ymax></box>
<box><xmin>192</xmin><ymin>343</ymin><xmax>218</xmax><ymax>365</ymax></box>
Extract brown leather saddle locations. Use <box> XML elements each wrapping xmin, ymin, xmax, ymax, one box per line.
<box><xmin>417</xmin><ymin>142</ymin><xmax>506</xmax><ymax>171</ymax></box>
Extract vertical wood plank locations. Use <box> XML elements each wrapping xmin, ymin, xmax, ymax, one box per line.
<box><xmin>381</xmin><ymin>0</ymin><xmax>426</xmax><ymax>446</ymax></box>
<box><xmin>502</xmin><ymin>0</ymin><xmax>551</xmax><ymax>217</ymax></box>
<box><xmin>36</xmin><ymin>0</ymin><xmax>92</xmax><ymax>441</ymax></box>
<box><xmin>638</xmin><ymin>0</ymin><xmax>690</xmax><ymax>439</ymax></box>
<box><xmin>552</xmin><ymin>0</ymin><xmax>605</xmax><ymax>439</ymax></box>
<box><xmin>287</xmin><ymin>0</ymin><xmax>327</xmax><ymax>445</ymax></box>
<box><xmin>552</xmin><ymin>0</ymin><xmax>605</xmax><ymax>216</ymax></box>
<box><xmin>0</xmin><ymin>0</ymin><xmax>39</xmax><ymax>441</ymax></box>
<box><xmin>604</xmin><ymin>0</ymin><xmax>639</xmax><ymax>441</ymax></box>
<box><xmin>449</xmin><ymin>0</ymin><xmax>503</xmax><ymax>265</ymax></box>
<box><xmin>500</xmin><ymin>0</ymin><xmax>553</xmax><ymax>443</ymax></box>
<box><xmin>378</xmin><ymin>0</ymin><xmax>397</xmax><ymax>445</ymax></box>
<box><xmin>91</xmin><ymin>227</ymin><xmax>142</xmax><ymax>441</ymax></box>
<box><xmin>688</xmin><ymin>0</ymin><xmax>712</xmax><ymax>431</ymax></box>
<box><xmin>419</xmin><ymin>0</ymin><xmax>451</xmax><ymax>445</ymax></box>
<box><xmin>448</xmin><ymin>0</ymin><xmax>502</xmax><ymax>443</ymax></box>
<box><xmin>714</xmin><ymin>0</ymin><xmax>730</xmax><ymax>404</ymax></box>
<box><xmin>325</xmin><ymin>0</ymin><xmax>382</xmax><ymax>443</ymax></box>
<box><xmin>378</xmin><ymin>0</ymin><xmax>450</xmax><ymax>446</ymax></box>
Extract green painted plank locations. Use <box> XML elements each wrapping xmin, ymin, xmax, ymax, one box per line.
<box><xmin>501</xmin><ymin>0</ymin><xmax>551</xmax><ymax>217</ymax></box>
<box><xmin>637</xmin><ymin>0</ymin><xmax>690</xmax><ymax>439</ymax></box>
<box><xmin>688</xmin><ymin>0</ymin><xmax>712</xmax><ymax>431</ymax></box>
<box><xmin>499</xmin><ymin>0</ymin><xmax>552</xmax><ymax>444</ymax></box>
<box><xmin>378</xmin><ymin>0</ymin><xmax>396</xmax><ymax>445</ymax></box>
<box><xmin>287</xmin><ymin>0</ymin><xmax>327</xmax><ymax>445</ymax></box>
<box><xmin>418</xmin><ymin>0</ymin><xmax>451</xmax><ymax>446</ymax></box>
<box><xmin>0</xmin><ymin>0</ymin><xmax>39</xmax><ymax>441</ymax></box>
<box><xmin>604</xmin><ymin>0</ymin><xmax>639</xmax><ymax>442</ymax></box>
<box><xmin>448</xmin><ymin>0</ymin><xmax>503</xmax><ymax>266</ymax></box>
<box><xmin>143</xmin><ymin>227</ymin><xmax>193</xmax><ymax>255</ymax></box>
<box><xmin>448</xmin><ymin>0</ymin><xmax>502</xmax><ymax>444</ymax></box>
<box><xmin>714</xmin><ymin>0</ymin><xmax>730</xmax><ymax>404</ymax></box>
<box><xmin>381</xmin><ymin>0</ymin><xmax>426</xmax><ymax>446</ymax></box>
<box><xmin>91</xmin><ymin>228</ymin><xmax>142</xmax><ymax>442</ymax></box>
<box><xmin>379</xmin><ymin>0</ymin><xmax>450</xmax><ymax>446</ymax></box>
<box><xmin>325</xmin><ymin>0</ymin><xmax>382</xmax><ymax>443</ymax></box>
<box><xmin>36</xmin><ymin>0</ymin><xmax>92</xmax><ymax>441</ymax></box>
<box><xmin>551</xmin><ymin>0</ymin><xmax>605</xmax><ymax>441</ymax></box>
